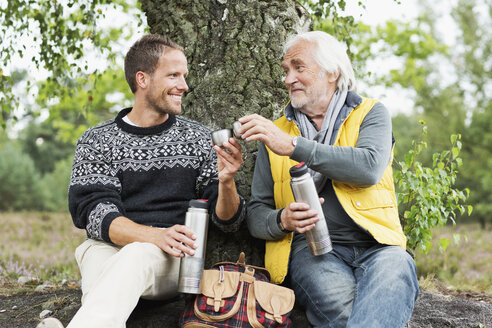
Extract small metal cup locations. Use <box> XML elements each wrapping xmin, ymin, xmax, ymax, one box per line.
<box><xmin>211</xmin><ymin>129</ymin><xmax>233</xmax><ymax>147</ymax></box>
<box><xmin>232</xmin><ymin>121</ymin><xmax>242</xmax><ymax>138</ymax></box>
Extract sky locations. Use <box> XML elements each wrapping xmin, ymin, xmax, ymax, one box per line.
<box><xmin>345</xmin><ymin>0</ymin><xmax>420</xmax><ymax>114</ymax></box>
<box><xmin>345</xmin><ymin>0</ymin><xmax>418</xmax><ymax>25</ymax></box>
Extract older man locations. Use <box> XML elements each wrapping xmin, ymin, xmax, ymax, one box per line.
<box><xmin>240</xmin><ymin>31</ymin><xmax>419</xmax><ymax>327</ymax></box>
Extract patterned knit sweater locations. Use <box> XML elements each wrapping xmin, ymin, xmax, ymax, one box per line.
<box><xmin>69</xmin><ymin>108</ymin><xmax>245</xmax><ymax>243</ymax></box>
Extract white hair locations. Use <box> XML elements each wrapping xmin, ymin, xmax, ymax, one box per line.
<box><xmin>283</xmin><ymin>31</ymin><xmax>356</xmax><ymax>91</ymax></box>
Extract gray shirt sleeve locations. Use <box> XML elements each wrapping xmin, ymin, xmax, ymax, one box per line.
<box><xmin>246</xmin><ymin>101</ymin><xmax>393</xmax><ymax>240</ymax></box>
<box><xmin>291</xmin><ymin>102</ymin><xmax>392</xmax><ymax>186</ymax></box>
<box><xmin>247</xmin><ymin>143</ymin><xmax>288</xmax><ymax>240</ymax></box>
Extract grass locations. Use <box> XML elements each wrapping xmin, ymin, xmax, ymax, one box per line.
<box><xmin>0</xmin><ymin>212</ymin><xmax>491</xmax><ymax>296</ymax></box>
<box><xmin>415</xmin><ymin>223</ymin><xmax>492</xmax><ymax>294</ymax></box>
<box><xmin>0</xmin><ymin>212</ymin><xmax>86</xmax><ymax>284</ymax></box>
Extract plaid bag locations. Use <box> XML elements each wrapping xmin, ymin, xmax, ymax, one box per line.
<box><xmin>179</xmin><ymin>252</ymin><xmax>295</xmax><ymax>328</ymax></box>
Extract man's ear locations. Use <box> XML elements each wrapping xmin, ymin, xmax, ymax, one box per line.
<box><xmin>327</xmin><ymin>70</ymin><xmax>340</xmax><ymax>83</ymax></box>
<box><xmin>135</xmin><ymin>71</ymin><xmax>148</xmax><ymax>90</ymax></box>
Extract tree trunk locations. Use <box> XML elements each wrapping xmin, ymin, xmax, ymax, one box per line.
<box><xmin>141</xmin><ymin>0</ymin><xmax>311</xmax><ymax>266</ymax></box>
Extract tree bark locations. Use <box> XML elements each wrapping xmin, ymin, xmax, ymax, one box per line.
<box><xmin>141</xmin><ymin>0</ymin><xmax>311</xmax><ymax>266</ymax></box>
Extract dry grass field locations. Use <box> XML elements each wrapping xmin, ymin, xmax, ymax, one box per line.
<box><xmin>416</xmin><ymin>223</ymin><xmax>492</xmax><ymax>294</ymax></box>
<box><xmin>1</xmin><ymin>212</ymin><xmax>491</xmax><ymax>295</ymax></box>
<box><xmin>0</xmin><ymin>212</ymin><xmax>85</xmax><ymax>284</ymax></box>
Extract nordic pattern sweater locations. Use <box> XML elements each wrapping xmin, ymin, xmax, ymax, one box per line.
<box><xmin>69</xmin><ymin>107</ymin><xmax>244</xmax><ymax>243</ymax></box>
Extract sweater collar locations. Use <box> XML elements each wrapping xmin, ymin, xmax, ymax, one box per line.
<box><xmin>115</xmin><ymin>107</ymin><xmax>177</xmax><ymax>135</ymax></box>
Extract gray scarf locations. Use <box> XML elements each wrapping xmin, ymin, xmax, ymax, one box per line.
<box><xmin>293</xmin><ymin>89</ymin><xmax>348</xmax><ymax>192</ymax></box>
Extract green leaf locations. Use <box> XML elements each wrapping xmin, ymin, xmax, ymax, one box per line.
<box><xmin>451</xmin><ymin>147</ymin><xmax>459</xmax><ymax>159</ymax></box>
<box><xmin>439</xmin><ymin>238</ymin><xmax>450</xmax><ymax>252</ymax></box>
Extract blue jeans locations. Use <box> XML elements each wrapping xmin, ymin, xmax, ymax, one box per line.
<box><xmin>289</xmin><ymin>244</ymin><xmax>419</xmax><ymax>328</ymax></box>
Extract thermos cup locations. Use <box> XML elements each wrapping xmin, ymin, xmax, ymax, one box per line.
<box><xmin>178</xmin><ymin>199</ymin><xmax>209</xmax><ymax>294</ymax></box>
<box><xmin>289</xmin><ymin>162</ymin><xmax>332</xmax><ymax>256</ymax></box>
<box><xmin>211</xmin><ymin>121</ymin><xmax>242</xmax><ymax>147</ymax></box>
<box><xmin>232</xmin><ymin>121</ymin><xmax>242</xmax><ymax>138</ymax></box>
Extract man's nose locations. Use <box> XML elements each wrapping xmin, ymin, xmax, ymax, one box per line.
<box><xmin>284</xmin><ymin>71</ymin><xmax>297</xmax><ymax>86</ymax></box>
<box><xmin>178</xmin><ymin>76</ymin><xmax>188</xmax><ymax>92</ymax></box>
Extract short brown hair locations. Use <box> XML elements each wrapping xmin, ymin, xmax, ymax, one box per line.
<box><xmin>124</xmin><ymin>34</ymin><xmax>184</xmax><ymax>93</ymax></box>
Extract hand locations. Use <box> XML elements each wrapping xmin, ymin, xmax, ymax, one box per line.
<box><xmin>213</xmin><ymin>137</ymin><xmax>243</xmax><ymax>184</ymax></box>
<box><xmin>155</xmin><ymin>224</ymin><xmax>198</xmax><ymax>257</ymax></box>
<box><xmin>238</xmin><ymin>114</ymin><xmax>295</xmax><ymax>156</ymax></box>
<box><xmin>280</xmin><ymin>198</ymin><xmax>325</xmax><ymax>233</ymax></box>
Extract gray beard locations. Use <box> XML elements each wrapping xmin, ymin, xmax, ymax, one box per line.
<box><xmin>289</xmin><ymin>85</ymin><xmax>327</xmax><ymax>114</ymax></box>
<box><xmin>290</xmin><ymin>96</ymin><xmax>306</xmax><ymax>109</ymax></box>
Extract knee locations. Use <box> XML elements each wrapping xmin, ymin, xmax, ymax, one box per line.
<box><xmin>118</xmin><ymin>242</ymin><xmax>163</xmax><ymax>269</ymax></box>
<box><xmin>376</xmin><ymin>247</ymin><xmax>416</xmax><ymax>272</ymax></box>
<box><xmin>392</xmin><ymin>248</ymin><xmax>418</xmax><ymax>279</ymax></box>
<box><xmin>376</xmin><ymin>247</ymin><xmax>419</xmax><ymax>297</ymax></box>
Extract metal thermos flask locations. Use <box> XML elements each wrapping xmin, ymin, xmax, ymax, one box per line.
<box><xmin>289</xmin><ymin>162</ymin><xmax>332</xmax><ymax>256</ymax></box>
<box><xmin>178</xmin><ymin>199</ymin><xmax>209</xmax><ymax>294</ymax></box>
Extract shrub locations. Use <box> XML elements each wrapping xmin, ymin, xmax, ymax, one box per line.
<box><xmin>39</xmin><ymin>156</ymin><xmax>73</xmax><ymax>212</ymax></box>
<box><xmin>394</xmin><ymin>121</ymin><xmax>472</xmax><ymax>253</ymax></box>
<box><xmin>0</xmin><ymin>142</ymin><xmax>45</xmax><ymax>211</ymax></box>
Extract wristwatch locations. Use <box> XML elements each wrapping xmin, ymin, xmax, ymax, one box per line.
<box><xmin>276</xmin><ymin>209</ymin><xmax>290</xmax><ymax>233</ymax></box>
<box><xmin>292</xmin><ymin>136</ymin><xmax>299</xmax><ymax>147</ymax></box>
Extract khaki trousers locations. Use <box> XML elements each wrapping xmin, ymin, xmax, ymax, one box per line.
<box><xmin>67</xmin><ymin>239</ymin><xmax>180</xmax><ymax>328</ymax></box>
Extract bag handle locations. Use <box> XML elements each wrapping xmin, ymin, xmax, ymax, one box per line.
<box><xmin>212</xmin><ymin>252</ymin><xmax>272</xmax><ymax>281</ymax></box>
<box><xmin>236</xmin><ymin>252</ymin><xmax>246</xmax><ymax>266</ymax></box>
<box><xmin>214</xmin><ymin>252</ymin><xmax>246</xmax><ymax>268</ymax></box>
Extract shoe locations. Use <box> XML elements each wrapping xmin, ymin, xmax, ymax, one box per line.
<box><xmin>36</xmin><ymin>317</ymin><xmax>64</xmax><ymax>328</ymax></box>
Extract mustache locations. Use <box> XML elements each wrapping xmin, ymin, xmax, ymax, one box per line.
<box><xmin>289</xmin><ymin>82</ymin><xmax>305</xmax><ymax>91</ymax></box>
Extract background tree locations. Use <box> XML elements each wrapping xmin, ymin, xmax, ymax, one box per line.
<box><xmin>19</xmin><ymin>121</ymin><xmax>74</xmax><ymax>175</ymax></box>
<box><xmin>354</xmin><ymin>0</ymin><xmax>491</xmax><ymax>228</ymax></box>
<box><xmin>0</xmin><ymin>0</ymin><xmax>143</xmax><ymax>126</ymax></box>
<box><xmin>452</xmin><ymin>0</ymin><xmax>492</xmax><ymax>228</ymax></box>
<box><xmin>0</xmin><ymin>142</ymin><xmax>44</xmax><ymax>211</ymax></box>
<box><xmin>33</xmin><ymin>67</ymin><xmax>133</xmax><ymax>144</ymax></box>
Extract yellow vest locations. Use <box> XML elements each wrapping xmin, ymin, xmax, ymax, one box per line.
<box><xmin>265</xmin><ymin>97</ymin><xmax>407</xmax><ymax>284</ymax></box>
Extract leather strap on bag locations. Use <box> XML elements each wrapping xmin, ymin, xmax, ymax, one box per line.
<box><xmin>193</xmin><ymin>264</ymin><xmax>256</xmax><ymax>322</ymax></box>
<box><xmin>246</xmin><ymin>283</ymin><xmax>264</xmax><ymax>328</ymax></box>
<box><xmin>245</xmin><ymin>268</ymin><xmax>284</xmax><ymax>326</ymax></box>
<box><xmin>182</xmin><ymin>323</ymin><xmax>215</xmax><ymax>328</ymax></box>
<box><xmin>194</xmin><ymin>280</ymin><xmax>245</xmax><ymax>322</ymax></box>
<box><xmin>241</xmin><ymin>266</ymin><xmax>256</xmax><ymax>283</ymax></box>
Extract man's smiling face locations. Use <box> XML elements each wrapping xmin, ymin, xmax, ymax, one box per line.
<box><xmin>282</xmin><ymin>40</ymin><xmax>336</xmax><ymax>116</ymax></box>
<box><xmin>146</xmin><ymin>48</ymin><xmax>189</xmax><ymax>116</ymax></box>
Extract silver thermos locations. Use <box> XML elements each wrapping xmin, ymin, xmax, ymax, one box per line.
<box><xmin>178</xmin><ymin>199</ymin><xmax>209</xmax><ymax>294</ymax></box>
<box><xmin>289</xmin><ymin>162</ymin><xmax>332</xmax><ymax>256</ymax></box>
